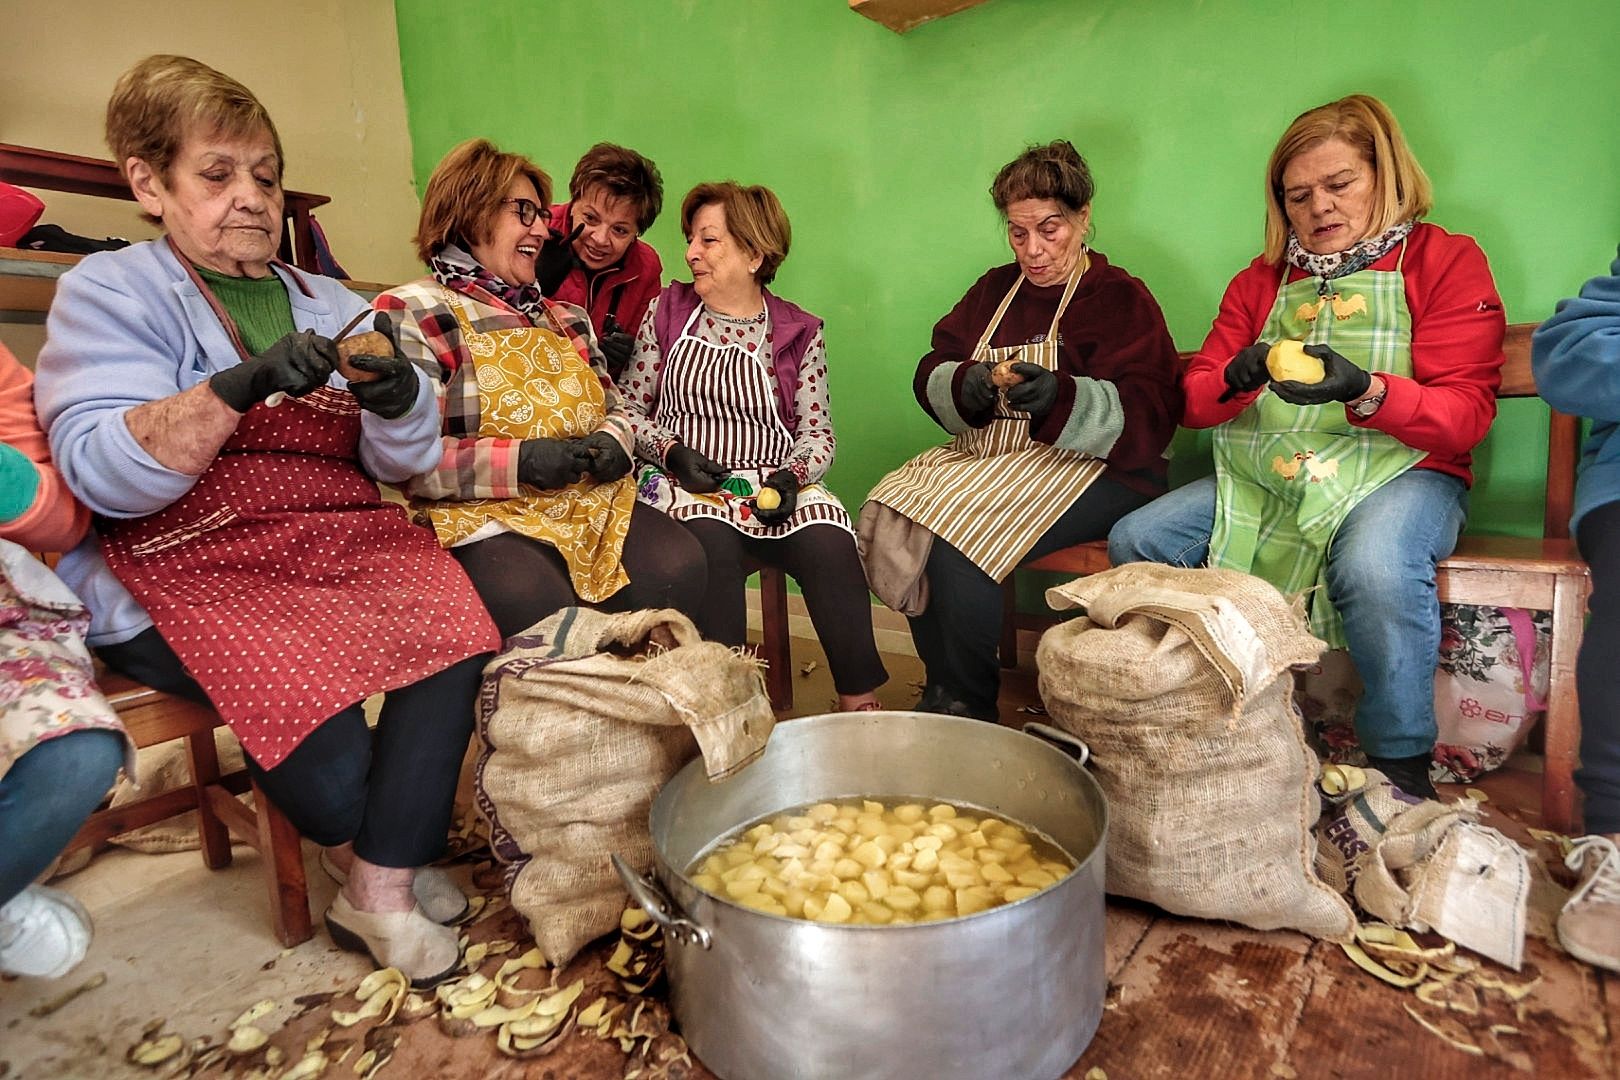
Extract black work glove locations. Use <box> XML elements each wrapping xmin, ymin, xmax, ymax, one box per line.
<box><xmin>664</xmin><ymin>443</ymin><xmax>730</xmax><ymax>493</ymax></box>
<box><xmin>598</xmin><ymin>313</ymin><xmax>636</xmax><ymax>380</ymax></box>
<box><xmin>1217</xmin><ymin>342</ymin><xmax>1273</xmax><ymax>403</ymax></box>
<box><xmin>535</xmin><ymin>222</ymin><xmax>583</xmax><ymax>296</ymax></box>
<box><xmin>1271</xmin><ymin>343</ymin><xmax>1372</xmax><ymax>406</ymax></box>
<box><xmin>752</xmin><ymin>469</ymin><xmax>800</xmax><ymax>525</ymax></box>
<box><xmin>209</xmin><ymin>329</ymin><xmax>336</xmax><ymax>413</ymax></box>
<box><xmin>518</xmin><ymin>437</ymin><xmax>588</xmax><ymax>490</ymax></box>
<box><xmin>343</xmin><ymin>312</ymin><xmax>419</xmax><ymax>420</ymax></box>
<box><xmin>1004</xmin><ymin>362</ymin><xmax>1060</xmax><ymax>420</ymax></box>
<box><xmin>578</xmin><ymin>431</ymin><xmax>631</xmax><ymax>483</ymax></box>
<box><xmin>958</xmin><ymin>361</ymin><xmax>997</xmax><ymax>415</ymax></box>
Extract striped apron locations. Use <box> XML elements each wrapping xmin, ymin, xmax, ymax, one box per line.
<box><xmin>862</xmin><ymin>264</ymin><xmax>1106</xmax><ymax>581</ymax></box>
<box><xmin>635</xmin><ymin>303</ymin><xmax>851</xmax><ymax>537</ymax></box>
<box><xmin>1209</xmin><ymin>242</ymin><xmax>1423</xmax><ymax>646</ymax></box>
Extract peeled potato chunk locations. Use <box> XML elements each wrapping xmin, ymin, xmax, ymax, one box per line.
<box><xmin>1266</xmin><ymin>339</ymin><xmax>1324</xmax><ymax>384</ymax></box>
<box><xmin>689</xmin><ymin>796</ymin><xmax>1075</xmax><ymax>924</ymax></box>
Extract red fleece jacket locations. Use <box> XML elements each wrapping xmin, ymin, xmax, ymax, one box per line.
<box><xmin>1183</xmin><ymin>222</ymin><xmax>1506</xmax><ymax>485</ymax></box>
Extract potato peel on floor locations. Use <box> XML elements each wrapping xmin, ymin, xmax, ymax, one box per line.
<box><xmin>1403</xmin><ymin>1003</ymin><xmax>1484</xmax><ymax>1056</ymax></box>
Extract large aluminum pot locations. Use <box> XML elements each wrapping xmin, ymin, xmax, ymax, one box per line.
<box><xmin>614</xmin><ymin>712</ymin><xmax>1107</xmax><ymax>1080</ymax></box>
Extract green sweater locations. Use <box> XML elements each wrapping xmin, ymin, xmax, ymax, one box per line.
<box><xmin>197</xmin><ymin>266</ymin><xmax>296</xmax><ymax>355</ymax></box>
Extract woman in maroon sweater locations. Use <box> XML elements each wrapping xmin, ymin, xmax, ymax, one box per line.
<box><xmin>864</xmin><ymin>141</ymin><xmax>1182</xmax><ymax>721</ymax></box>
<box><xmin>1108</xmin><ymin>95</ymin><xmax>1507</xmax><ymax>799</ymax></box>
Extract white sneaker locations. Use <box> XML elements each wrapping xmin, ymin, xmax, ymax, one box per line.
<box><xmin>1556</xmin><ymin>833</ymin><xmax>1620</xmax><ymax>974</ymax></box>
<box><xmin>0</xmin><ymin>885</ymin><xmax>93</xmax><ymax>979</ymax></box>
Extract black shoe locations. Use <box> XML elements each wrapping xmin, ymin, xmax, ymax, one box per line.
<box><xmin>912</xmin><ymin>685</ymin><xmax>998</xmax><ymax>723</ymax></box>
<box><xmin>1366</xmin><ymin>753</ymin><xmax>1438</xmax><ymax>801</ymax></box>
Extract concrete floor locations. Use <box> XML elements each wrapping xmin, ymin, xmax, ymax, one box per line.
<box><xmin>1</xmin><ymin>626</ymin><xmax>1614</xmax><ymax>1079</ymax></box>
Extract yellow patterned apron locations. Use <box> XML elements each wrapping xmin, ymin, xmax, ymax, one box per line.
<box><xmin>863</xmin><ymin>262</ymin><xmax>1107</xmax><ymax>581</ymax></box>
<box><xmin>417</xmin><ymin>289</ymin><xmax>638</xmax><ymax>602</ymax></box>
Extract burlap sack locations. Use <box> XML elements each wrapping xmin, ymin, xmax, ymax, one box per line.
<box><xmin>1315</xmin><ymin>770</ymin><xmax>1529</xmax><ymax>968</ymax></box>
<box><xmin>1036</xmin><ymin>563</ymin><xmax>1355</xmax><ymax>941</ymax></box>
<box><xmin>475</xmin><ymin>607</ymin><xmax>774</xmax><ymax>966</ymax></box>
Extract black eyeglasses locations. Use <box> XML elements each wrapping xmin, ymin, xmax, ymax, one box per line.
<box><xmin>500</xmin><ymin>198</ymin><xmax>542</xmax><ymax>227</ymax></box>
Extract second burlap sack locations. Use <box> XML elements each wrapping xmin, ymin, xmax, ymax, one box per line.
<box><xmin>476</xmin><ymin>607</ymin><xmax>774</xmax><ymax>966</ymax></box>
<box><xmin>1037</xmin><ymin>563</ymin><xmax>1355</xmax><ymax>941</ymax></box>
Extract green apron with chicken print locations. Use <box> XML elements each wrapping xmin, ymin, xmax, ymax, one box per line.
<box><xmin>1209</xmin><ymin>242</ymin><xmax>1424</xmax><ymax>646</ymax></box>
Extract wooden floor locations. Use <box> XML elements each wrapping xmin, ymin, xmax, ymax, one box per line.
<box><xmin>6</xmin><ymin>631</ymin><xmax>1615</xmax><ymax>1079</ymax></box>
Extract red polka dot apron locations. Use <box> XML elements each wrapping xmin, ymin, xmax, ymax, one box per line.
<box><xmin>97</xmin><ymin>264</ymin><xmax>499</xmax><ymax>768</ymax></box>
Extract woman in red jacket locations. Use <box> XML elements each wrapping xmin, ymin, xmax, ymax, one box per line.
<box><xmin>1109</xmin><ymin>94</ymin><xmax>1507</xmax><ymax>799</ymax></box>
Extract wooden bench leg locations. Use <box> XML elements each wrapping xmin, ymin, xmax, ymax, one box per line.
<box><xmin>759</xmin><ymin>567</ymin><xmax>793</xmax><ymax>712</ymax></box>
<box><xmin>1541</xmin><ymin>574</ymin><xmax>1587</xmax><ymax>835</ymax></box>
<box><xmin>252</xmin><ymin>778</ymin><xmax>313</xmax><ymax>947</ymax></box>
<box><xmin>1000</xmin><ymin>578</ymin><xmax>1020</xmax><ymax>669</ymax></box>
<box><xmin>185</xmin><ymin>730</ymin><xmax>233</xmax><ymax>870</ymax></box>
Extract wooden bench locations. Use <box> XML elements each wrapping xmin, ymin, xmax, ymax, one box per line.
<box><xmin>998</xmin><ymin>323</ymin><xmax>1592</xmax><ymax>834</ymax></box>
<box><xmin>755</xmin><ymin>566</ymin><xmax>794</xmax><ymax>712</ymax></box>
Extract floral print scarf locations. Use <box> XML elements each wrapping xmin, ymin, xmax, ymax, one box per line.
<box><xmin>1285</xmin><ymin>219</ymin><xmax>1415</xmax><ymax>284</ymax></box>
<box><xmin>428</xmin><ymin>244</ymin><xmax>545</xmax><ymax>323</ymax></box>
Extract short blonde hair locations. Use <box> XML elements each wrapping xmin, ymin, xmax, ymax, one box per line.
<box><xmin>1263</xmin><ymin>94</ymin><xmax>1432</xmax><ymax>264</ymax></box>
<box><xmin>679</xmin><ymin>182</ymin><xmax>791</xmax><ymax>286</ymax></box>
<box><xmin>106</xmin><ymin>55</ymin><xmax>283</xmax><ymax>187</ymax></box>
<box><xmin>414</xmin><ymin>139</ymin><xmax>552</xmax><ymax>264</ymax></box>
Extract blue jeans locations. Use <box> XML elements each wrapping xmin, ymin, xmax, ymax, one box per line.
<box><xmin>0</xmin><ymin>729</ymin><xmax>124</xmax><ymax>906</ymax></box>
<box><xmin>1108</xmin><ymin>469</ymin><xmax>1469</xmax><ymax>758</ymax></box>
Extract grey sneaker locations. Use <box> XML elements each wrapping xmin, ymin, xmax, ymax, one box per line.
<box><xmin>0</xmin><ymin>885</ymin><xmax>93</xmax><ymax>979</ymax></box>
<box><xmin>1556</xmin><ymin>833</ymin><xmax>1620</xmax><ymax>974</ymax></box>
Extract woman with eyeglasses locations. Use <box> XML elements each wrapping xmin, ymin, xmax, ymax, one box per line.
<box><xmin>377</xmin><ymin>139</ymin><xmax>707</xmax><ymax>643</ymax></box>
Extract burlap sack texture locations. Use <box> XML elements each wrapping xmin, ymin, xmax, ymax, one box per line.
<box><xmin>475</xmin><ymin>606</ymin><xmax>774</xmax><ymax>966</ymax></box>
<box><xmin>1316</xmin><ymin>770</ymin><xmax>1529</xmax><ymax>969</ymax></box>
<box><xmin>1036</xmin><ymin>562</ymin><xmax>1355</xmax><ymax>941</ymax></box>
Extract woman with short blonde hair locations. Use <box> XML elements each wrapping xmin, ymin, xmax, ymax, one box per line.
<box><xmin>1111</xmin><ymin>94</ymin><xmax>1506</xmax><ymax>800</ymax></box>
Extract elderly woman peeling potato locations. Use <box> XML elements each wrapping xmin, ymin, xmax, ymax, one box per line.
<box><xmin>34</xmin><ymin>55</ymin><xmax>500</xmax><ymax>986</ymax></box>
<box><xmin>862</xmin><ymin>140</ymin><xmax>1182</xmax><ymax>722</ymax></box>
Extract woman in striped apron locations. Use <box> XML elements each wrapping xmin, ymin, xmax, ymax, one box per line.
<box><xmin>862</xmin><ymin>141</ymin><xmax>1183</xmax><ymax>721</ymax></box>
<box><xmin>377</xmin><ymin>140</ymin><xmax>708</xmax><ymax>643</ymax></box>
<box><xmin>1109</xmin><ymin>95</ymin><xmax>1507</xmax><ymax>800</ymax></box>
<box><xmin>620</xmin><ymin>182</ymin><xmax>887</xmax><ymax>711</ymax></box>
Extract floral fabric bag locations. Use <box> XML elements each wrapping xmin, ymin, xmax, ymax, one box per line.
<box><xmin>1297</xmin><ymin>603</ymin><xmax>1550</xmax><ymax>782</ymax></box>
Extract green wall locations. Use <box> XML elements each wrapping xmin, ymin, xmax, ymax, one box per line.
<box><xmin>394</xmin><ymin>0</ymin><xmax>1620</xmax><ymax>539</ymax></box>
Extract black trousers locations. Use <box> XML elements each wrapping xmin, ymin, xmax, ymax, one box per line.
<box><xmin>907</xmin><ymin>475</ymin><xmax>1154</xmax><ymax>718</ymax></box>
<box><xmin>98</xmin><ymin>629</ymin><xmax>487</xmax><ymax>868</ymax></box>
<box><xmin>683</xmin><ymin>519</ymin><xmax>888</xmax><ymax>696</ymax></box>
<box><xmin>1577</xmin><ymin>499</ymin><xmax>1620</xmax><ymax>835</ymax></box>
<box><xmin>451</xmin><ymin>501</ymin><xmax>709</xmax><ymax>639</ymax></box>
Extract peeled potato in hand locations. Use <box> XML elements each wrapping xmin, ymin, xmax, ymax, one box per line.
<box><xmin>755</xmin><ymin>487</ymin><xmax>782</xmax><ymax>511</ymax></box>
<box><xmin>1266</xmin><ymin>339</ymin><xmax>1324</xmax><ymax>384</ymax></box>
<box><xmin>336</xmin><ymin>330</ymin><xmax>391</xmax><ymax>382</ymax></box>
<box><xmin>989</xmin><ymin>360</ymin><xmax>1024</xmax><ymax>388</ymax></box>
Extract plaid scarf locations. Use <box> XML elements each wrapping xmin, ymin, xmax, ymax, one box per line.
<box><xmin>428</xmin><ymin>243</ymin><xmax>545</xmax><ymax>323</ymax></box>
<box><xmin>1286</xmin><ymin>219</ymin><xmax>1415</xmax><ymax>287</ymax></box>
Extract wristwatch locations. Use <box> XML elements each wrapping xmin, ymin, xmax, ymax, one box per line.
<box><xmin>1350</xmin><ymin>378</ymin><xmax>1387</xmax><ymax>419</ymax></box>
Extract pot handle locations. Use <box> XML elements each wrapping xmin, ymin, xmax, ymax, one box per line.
<box><xmin>611</xmin><ymin>853</ymin><xmax>713</xmax><ymax>950</ymax></box>
<box><xmin>1022</xmin><ymin>722</ymin><xmax>1090</xmax><ymax>767</ymax></box>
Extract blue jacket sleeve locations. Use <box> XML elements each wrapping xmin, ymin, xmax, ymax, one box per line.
<box><xmin>35</xmin><ymin>258</ymin><xmax>209</xmax><ymax>518</ymax></box>
<box><xmin>1533</xmin><ymin>246</ymin><xmax>1620</xmax><ymax>422</ymax></box>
